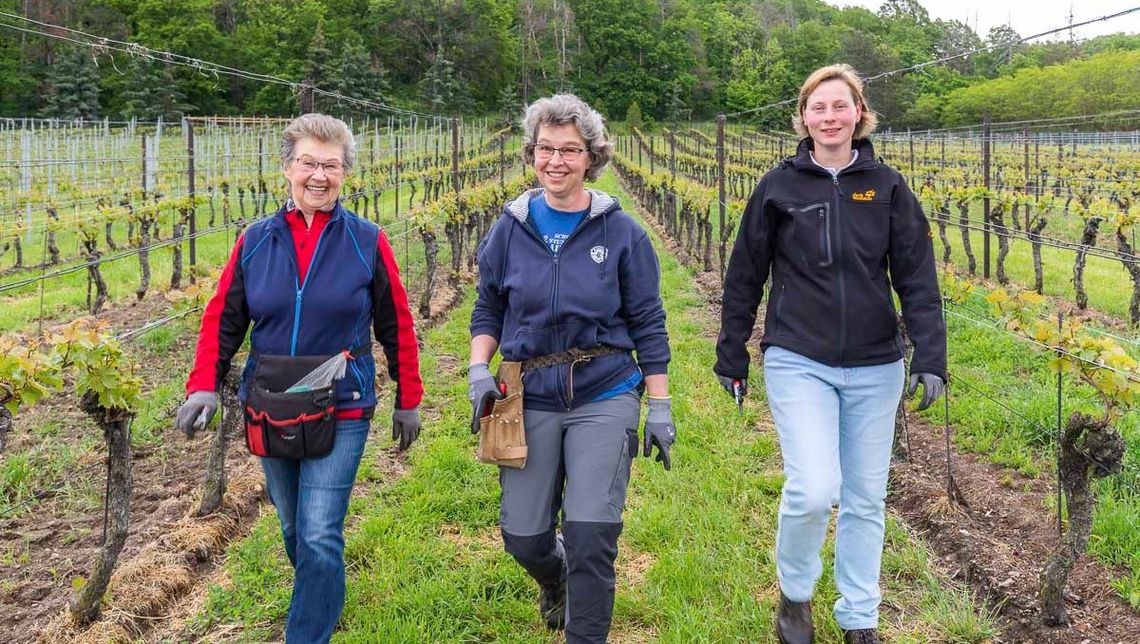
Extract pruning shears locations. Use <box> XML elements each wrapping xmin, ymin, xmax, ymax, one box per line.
<box><xmin>193</xmin><ymin>407</ymin><xmax>211</xmax><ymax>432</ymax></box>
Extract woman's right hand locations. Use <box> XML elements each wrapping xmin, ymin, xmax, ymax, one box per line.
<box><xmin>467</xmin><ymin>363</ymin><xmax>503</xmax><ymax>434</ymax></box>
<box><xmin>175</xmin><ymin>391</ymin><xmax>220</xmax><ymax>437</ymax></box>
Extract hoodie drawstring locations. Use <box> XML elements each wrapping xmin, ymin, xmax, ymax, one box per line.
<box><xmin>600</xmin><ymin>213</ymin><xmax>608</xmax><ymax>279</ymax></box>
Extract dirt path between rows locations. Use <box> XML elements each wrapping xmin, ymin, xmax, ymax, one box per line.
<box><xmin>0</xmin><ymin>268</ymin><xmax>467</xmax><ymax>643</ymax></box>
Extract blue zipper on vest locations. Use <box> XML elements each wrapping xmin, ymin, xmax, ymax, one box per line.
<box><xmin>289</xmin><ymin>220</ymin><xmax>331</xmax><ymax>356</ymax></box>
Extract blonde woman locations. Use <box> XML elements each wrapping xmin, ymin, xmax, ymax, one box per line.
<box><xmin>715</xmin><ymin>65</ymin><xmax>946</xmax><ymax>644</ymax></box>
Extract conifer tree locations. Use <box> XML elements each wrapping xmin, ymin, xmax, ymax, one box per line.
<box><xmin>41</xmin><ymin>46</ymin><xmax>100</xmax><ymax>119</ymax></box>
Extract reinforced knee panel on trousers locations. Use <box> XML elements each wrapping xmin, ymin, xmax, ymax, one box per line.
<box><xmin>502</xmin><ymin>528</ymin><xmax>566</xmax><ymax>587</ymax></box>
<box><xmin>563</xmin><ymin>521</ymin><xmax>623</xmax><ymax>644</ymax></box>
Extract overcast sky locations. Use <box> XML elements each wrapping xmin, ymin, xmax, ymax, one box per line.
<box><xmin>828</xmin><ymin>1</ymin><xmax>1140</xmax><ymax>41</ymax></box>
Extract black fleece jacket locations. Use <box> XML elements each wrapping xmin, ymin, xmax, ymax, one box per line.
<box><xmin>715</xmin><ymin>137</ymin><xmax>946</xmax><ymax>380</ymax></box>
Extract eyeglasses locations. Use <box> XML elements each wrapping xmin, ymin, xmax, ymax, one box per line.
<box><xmin>292</xmin><ymin>156</ymin><xmax>345</xmax><ymax>175</ymax></box>
<box><xmin>533</xmin><ymin>144</ymin><xmax>588</xmax><ymax>162</ymax></box>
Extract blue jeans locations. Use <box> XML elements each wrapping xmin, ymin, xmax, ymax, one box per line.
<box><xmin>763</xmin><ymin>346</ymin><xmax>903</xmax><ymax>630</ymax></box>
<box><xmin>260</xmin><ymin>418</ymin><xmax>370</xmax><ymax>644</ymax></box>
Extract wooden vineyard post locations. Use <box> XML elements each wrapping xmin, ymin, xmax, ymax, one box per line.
<box><xmin>187</xmin><ymin>118</ymin><xmax>196</xmax><ymax>269</ymax></box>
<box><xmin>668</xmin><ymin>129</ymin><xmax>677</xmax><ymax>235</ymax></box>
<box><xmin>451</xmin><ymin>117</ymin><xmax>461</xmax><ymax>281</ymax></box>
<box><xmin>717</xmin><ymin>114</ymin><xmax>727</xmax><ymax>279</ymax></box>
<box><xmin>299</xmin><ymin>80</ymin><xmax>314</xmax><ymax>114</ymax></box>
<box><xmin>983</xmin><ymin>115</ymin><xmax>992</xmax><ymax>279</ymax></box>
<box><xmin>395</xmin><ymin>129</ymin><xmax>401</xmax><ymax>224</ymax></box>
<box><xmin>908</xmin><ymin>133</ymin><xmax>915</xmax><ymax>191</ymax></box>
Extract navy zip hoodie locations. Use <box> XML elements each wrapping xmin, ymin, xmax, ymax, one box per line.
<box><xmin>471</xmin><ymin>188</ymin><xmax>670</xmax><ymax>411</ymax></box>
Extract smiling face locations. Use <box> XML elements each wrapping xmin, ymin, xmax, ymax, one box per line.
<box><xmin>533</xmin><ymin>123</ymin><xmax>591</xmax><ymax>206</ymax></box>
<box><xmin>801</xmin><ymin>78</ymin><xmax>863</xmax><ymax>155</ymax></box>
<box><xmin>284</xmin><ymin>137</ymin><xmax>345</xmax><ymax>215</ymax></box>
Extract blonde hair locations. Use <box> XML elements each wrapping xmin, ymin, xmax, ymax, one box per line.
<box><xmin>791</xmin><ymin>64</ymin><xmax>878</xmax><ymax>140</ymax></box>
<box><xmin>521</xmin><ymin>94</ymin><xmax>613</xmax><ymax>181</ymax></box>
<box><xmin>280</xmin><ymin>113</ymin><xmax>356</xmax><ymax>171</ymax></box>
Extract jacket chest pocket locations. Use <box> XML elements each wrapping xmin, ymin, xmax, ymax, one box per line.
<box><xmin>787</xmin><ymin>201</ymin><xmax>833</xmax><ymax>268</ymax></box>
<box><xmin>846</xmin><ymin>199</ymin><xmax>891</xmax><ymax>262</ymax></box>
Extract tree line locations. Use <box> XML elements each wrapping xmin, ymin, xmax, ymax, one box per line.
<box><xmin>2</xmin><ymin>0</ymin><xmax>1139</xmax><ymax>129</ymax></box>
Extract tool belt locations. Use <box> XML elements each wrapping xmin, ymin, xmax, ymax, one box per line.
<box><xmin>476</xmin><ymin>346</ymin><xmax>626</xmax><ymax>469</ymax></box>
<box><xmin>522</xmin><ymin>345</ymin><xmax>625</xmax><ymax>401</ymax></box>
<box><xmin>243</xmin><ymin>347</ymin><xmax>366</xmax><ymax>460</ymax></box>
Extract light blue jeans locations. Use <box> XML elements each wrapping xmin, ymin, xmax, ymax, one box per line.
<box><xmin>260</xmin><ymin>418</ymin><xmax>370</xmax><ymax>644</ymax></box>
<box><xmin>763</xmin><ymin>346</ymin><xmax>904</xmax><ymax>630</ymax></box>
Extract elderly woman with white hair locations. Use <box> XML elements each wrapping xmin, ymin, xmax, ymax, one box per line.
<box><xmin>176</xmin><ymin>113</ymin><xmax>423</xmax><ymax>643</ymax></box>
<box><xmin>467</xmin><ymin>94</ymin><xmax>674</xmax><ymax>643</ymax></box>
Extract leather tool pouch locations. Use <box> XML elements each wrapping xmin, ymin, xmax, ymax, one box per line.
<box><xmin>475</xmin><ymin>361</ymin><xmax>527</xmax><ymax>469</ymax></box>
<box><xmin>244</xmin><ymin>354</ymin><xmax>338</xmax><ymax>460</ymax></box>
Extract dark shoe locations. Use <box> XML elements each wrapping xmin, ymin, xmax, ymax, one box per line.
<box><xmin>843</xmin><ymin>628</ymin><xmax>880</xmax><ymax>644</ymax></box>
<box><xmin>776</xmin><ymin>592</ymin><xmax>813</xmax><ymax>644</ymax></box>
<box><xmin>539</xmin><ymin>578</ymin><xmax>566</xmax><ymax>630</ymax></box>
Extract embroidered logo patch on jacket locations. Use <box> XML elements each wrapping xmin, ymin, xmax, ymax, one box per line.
<box><xmin>852</xmin><ymin>189</ymin><xmax>877</xmax><ymax>202</ymax></box>
<box><xmin>590</xmin><ymin>246</ymin><xmax>608</xmax><ymax>263</ymax></box>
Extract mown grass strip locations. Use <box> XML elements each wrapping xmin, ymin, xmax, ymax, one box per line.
<box><xmin>188</xmin><ymin>173</ymin><xmax>994</xmax><ymax>642</ymax></box>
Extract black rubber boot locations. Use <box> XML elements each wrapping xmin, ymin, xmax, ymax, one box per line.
<box><xmin>776</xmin><ymin>592</ymin><xmax>813</xmax><ymax>644</ymax></box>
<box><xmin>843</xmin><ymin>628</ymin><xmax>880</xmax><ymax>644</ymax></box>
<box><xmin>539</xmin><ymin>576</ymin><xmax>567</xmax><ymax>630</ymax></box>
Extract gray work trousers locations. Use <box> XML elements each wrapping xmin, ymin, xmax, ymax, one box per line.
<box><xmin>499</xmin><ymin>391</ymin><xmax>641</xmax><ymax>644</ymax></box>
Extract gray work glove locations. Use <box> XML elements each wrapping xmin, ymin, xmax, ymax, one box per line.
<box><xmin>907</xmin><ymin>372</ymin><xmax>945</xmax><ymax>411</ymax></box>
<box><xmin>468</xmin><ymin>362</ymin><xmax>503</xmax><ymax>435</ymax></box>
<box><xmin>175</xmin><ymin>391</ymin><xmax>219</xmax><ymax>438</ymax></box>
<box><xmin>643</xmin><ymin>397</ymin><xmax>676</xmax><ymax>471</ymax></box>
<box><xmin>716</xmin><ymin>374</ymin><xmax>747</xmax><ymax>398</ymax></box>
<box><xmin>392</xmin><ymin>406</ymin><xmax>421</xmax><ymax>452</ymax></box>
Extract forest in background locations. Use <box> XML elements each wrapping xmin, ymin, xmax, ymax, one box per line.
<box><xmin>2</xmin><ymin>0</ymin><xmax>1139</xmax><ymax>129</ymax></box>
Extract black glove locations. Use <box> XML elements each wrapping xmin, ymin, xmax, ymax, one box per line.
<box><xmin>468</xmin><ymin>363</ymin><xmax>503</xmax><ymax>434</ymax></box>
<box><xmin>643</xmin><ymin>397</ymin><xmax>676</xmax><ymax>470</ymax></box>
<box><xmin>392</xmin><ymin>407</ymin><xmax>421</xmax><ymax>451</ymax></box>
<box><xmin>907</xmin><ymin>372</ymin><xmax>945</xmax><ymax>411</ymax></box>
<box><xmin>716</xmin><ymin>374</ymin><xmax>747</xmax><ymax>398</ymax></box>
<box><xmin>175</xmin><ymin>391</ymin><xmax>219</xmax><ymax>438</ymax></box>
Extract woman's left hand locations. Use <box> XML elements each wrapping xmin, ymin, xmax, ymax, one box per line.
<box><xmin>907</xmin><ymin>373</ymin><xmax>945</xmax><ymax>411</ymax></box>
<box><xmin>392</xmin><ymin>406</ymin><xmax>422</xmax><ymax>451</ymax></box>
<box><xmin>644</xmin><ymin>397</ymin><xmax>676</xmax><ymax>471</ymax></box>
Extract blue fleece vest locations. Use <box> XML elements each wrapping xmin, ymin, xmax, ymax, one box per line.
<box><xmin>237</xmin><ymin>201</ymin><xmax>380</xmax><ymax>411</ymax></box>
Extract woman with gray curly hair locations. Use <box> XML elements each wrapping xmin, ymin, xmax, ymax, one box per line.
<box><xmin>467</xmin><ymin>94</ymin><xmax>674</xmax><ymax>643</ymax></box>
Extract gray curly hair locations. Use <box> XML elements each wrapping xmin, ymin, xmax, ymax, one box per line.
<box><xmin>521</xmin><ymin>94</ymin><xmax>613</xmax><ymax>181</ymax></box>
<box><xmin>280</xmin><ymin>113</ymin><xmax>356</xmax><ymax>171</ymax></box>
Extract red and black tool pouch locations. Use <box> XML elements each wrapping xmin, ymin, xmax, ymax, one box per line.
<box><xmin>244</xmin><ymin>354</ymin><xmax>338</xmax><ymax>459</ymax></box>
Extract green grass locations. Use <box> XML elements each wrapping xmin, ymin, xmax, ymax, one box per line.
<box><xmin>930</xmin><ymin>215</ymin><xmax>1140</xmax><ymax>324</ymax></box>
<box><xmin>916</xmin><ymin>275</ymin><xmax>1140</xmax><ymax>602</ymax></box>
<box><xmin>187</xmin><ymin>173</ymin><xmax>995</xmax><ymax>643</ymax></box>
<box><xmin>0</xmin><ymin>311</ymin><xmax>206</xmax><ymax>521</ymax></box>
